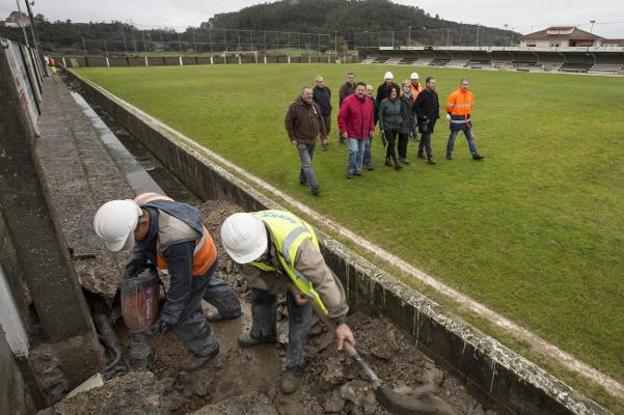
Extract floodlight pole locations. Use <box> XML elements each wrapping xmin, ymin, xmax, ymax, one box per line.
<box><xmin>23</xmin><ymin>0</ymin><xmax>40</xmax><ymax>53</ymax></box>
<box><xmin>15</xmin><ymin>0</ymin><xmax>30</xmax><ymax>47</ymax></box>
<box><xmin>589</xmin><ymin>20</ymin><xmax>596</xmax><ymax>33</ymax></box>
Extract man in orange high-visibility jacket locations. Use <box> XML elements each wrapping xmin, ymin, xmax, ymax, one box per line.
<box><xmin>445</xmin><ymin>78</ymin><xmax>485</xmax><ymax>160</ymax></box>
<box><xmin>94</xmin><ymin>193</ymin><xmax>240</xmax><ymax>370</ymax></box>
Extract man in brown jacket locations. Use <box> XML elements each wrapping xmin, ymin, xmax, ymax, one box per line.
<box><xmin>221</xmin><ymin>210</ymin><xmax>354</xmax><ymax>394</ymax></box>
<box><xmin>285</xmin><ymin>87</ymin><xmax>328</xmax><ymax>196</ymax></box>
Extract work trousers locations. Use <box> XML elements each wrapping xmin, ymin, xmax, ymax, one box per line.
<box><xmin>249</xmin><ymin>288</ymin><xmax>312</xmax><ymax>370</ymax></box>
<box><xmin>447</xmin><ymin>127</ymin><xmax>479</xmax><ymax>157</ymax></box>
<box><xmin>418</xmin><ymin>133</ymin><xmax>434</xmax><ymax>160</ymax></box>
<box><xmin>203</xmin><ymin>276</ymin><xmax>241</xmax><ymax>319</ymax></box>
<box><xmin>398</xmin><ymin>132</ymin><xmax>409</xmax><ymax>160</ymax></box>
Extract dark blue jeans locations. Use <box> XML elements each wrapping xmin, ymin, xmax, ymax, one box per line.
<box><xmin>418</xmin><ymin>133</ymin><xmax>433</xmax><ymax>159</ymax></box>
<box><xmin>363</xmin><ymin>138</ymin><xmax>372</xmax><ymax>167</ymax></box>
<box><xmin>249</xmin><ymin>288</ymin><xmax>312</xmax><ymax>369</ymax></box>
<box><xmin>447</xmin><ymin>127</ymin><xmax>479</xmax><ymax>157</ymax></box>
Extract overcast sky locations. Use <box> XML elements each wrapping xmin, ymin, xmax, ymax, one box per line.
<box><xmin>2</xmin><ymin>0</ymin><xmax>623</xmax><ymax>37</ymax></box>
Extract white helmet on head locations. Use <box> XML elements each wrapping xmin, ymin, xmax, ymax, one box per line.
<box><xmin>410</xmin><ymin>72</ymin><xmax>419</xmax><ymax>80</ymax></box>
<box><xmin>220</xmin><ymin>213</ymin><xmax>268</xmax><ymax>264</ymax></box>
<box><xmin>93</xmin><ymin>200</ymin><xmax>142</xmax><ymax>252</ymax></box>
<box><xmin>384</xmin><ymin>71</ymin><xmax>394</xmax><ymax>80</ymax></box>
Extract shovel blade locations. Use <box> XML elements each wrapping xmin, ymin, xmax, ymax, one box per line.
<box><xmin>374</xmin><ymin>386</ymin><xmax>440</xmax><ymax>415</ymax></box>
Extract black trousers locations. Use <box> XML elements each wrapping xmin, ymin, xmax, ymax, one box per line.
<box><xmin>398</xmin><ymin>132</ymin><xmax>409</xmax><ymax>159</ymax></box>
<box><xmin>384</xmin><ymin>128</ymin><xmax>399</xmax><ymax>163</ymax></box>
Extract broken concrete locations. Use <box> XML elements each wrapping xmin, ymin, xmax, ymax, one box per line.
<box><xmin>190</xmin><ymin>392</ymin><xmax>279</xmax><ymax>415</ymax></box>
<box><xmin>70</xmin><ymin>69</ymin><xmax>612</xmax><ymax>415</ymax></box>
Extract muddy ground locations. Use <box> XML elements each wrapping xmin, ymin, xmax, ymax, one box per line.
<box><xmin>40</xmin><ymin>199</ymin><xmax>495</xmax><ymax>415</ymax></box>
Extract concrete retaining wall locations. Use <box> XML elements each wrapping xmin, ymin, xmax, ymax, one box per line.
<box><xmin>72</xmin><ymin>70</ymin><xmax>611</xmax><ymax>415</ymax></box>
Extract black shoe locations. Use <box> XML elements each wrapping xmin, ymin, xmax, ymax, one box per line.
<box><xmin>206</xmin><ymin>310</ymin><xmax>242</xmax><ymax>322</ymax></box>
<box><xmin>281</xmin><ymin>367</ymin><xmax>304</xmax><ymax>395</ymax></box>
<box><xmin>187</xmin><ymin>345</ymin><xmax>219</xmax><ymax>370</ymax></box>
<box><xmin>446</xmin><ymin>154</ymin><xmax>453</xmax><ymax>160</ymax></box>
<box><xmin>417</xmin><ymin>154</ymin><xmax>426</xmax><ymax>159</ymax></box>
<box><xmin>394</xmin><ymin>160</ymin><xmax>402</xmax><ymax>170</ymax></box>
<box><xmin>385</xmin><ymin>158</ymin><xmax>393</xmax><ymax>167</ymax></box>
<box><xmin>427</xmin><ymin>158</ymin><xmax>436</xmax><ymax>165</ymax></box>
<box><xmin>299</xmin><ymin>180</ymin><xmax>307</xmax><ymax>186</ymax></box>
<box><xmin>311</xmin><ymin>186</ymin><xmax>320</xmax><ymax>196</ymax></box>
<box><xmin>472</xmin><ymin>154</ymin><xmax>485</xmax><ymax>161</ymax></box>
<box><xmin>345</xmin><ymin>172</ymin><xmax>353</xmax><ymax>179</ymax></box>
<box><xmin>354</xmin><ymin>171</ymin><xmax>363</xmax><ymax>177</ymax></box>
<box><xmin>399</xmin><ymin>158</ymin><xmax>411</xmax><ymax>164</ymax></box>
<box><xmin>238</xmin><ymin>333</ymin><xmax>276</xmax><ymax>348</ymax></box>
<box><xmin>366</xmin><ymin>164</ymin><xmax>374</xmax><ymax>171</ymax></box>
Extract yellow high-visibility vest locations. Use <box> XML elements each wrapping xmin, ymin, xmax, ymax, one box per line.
<box><xmin>250</xmin><ymin>210</ymin><xmax>328</xmax><ymax>315</ymax></box>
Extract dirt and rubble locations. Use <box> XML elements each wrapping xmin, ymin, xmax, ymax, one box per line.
<box><xmin>40</xmin><ymin>199</ymin><xmax>496</xmax><ymax>415</ymax></box>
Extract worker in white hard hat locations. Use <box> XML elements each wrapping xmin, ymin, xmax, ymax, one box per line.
<box><xmin>220</xmin><ymin>210</ymin><xmax>354</xmax><ymax>395</ymax></box>
<box><xmin>94</xmin><ymin>192</ymin><xmax>240</xmax><ymax>370</ymax></box>
<box><xmin>375</xmin><ymin>71</ymin><xmax>400</xmax><ymax>122</ymax></box>
<box><xmin>408</xmin><ymin>72</ymin><xmax>423</xmax><ymax>144</ymax></box>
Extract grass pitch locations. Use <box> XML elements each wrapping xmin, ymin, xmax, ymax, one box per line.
<box><xmin>75</xmin><ymin>64</ymin><xmax>624</xmax><ymax>393</ymax></box>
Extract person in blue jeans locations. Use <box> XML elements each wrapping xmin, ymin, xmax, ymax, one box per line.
<box><xmin>363</xmin><ymin>84</ymin><xmax>377</xmax><ymax>170</ymax></box>
<box><xmin>338</xmin><ymin>83</ymin><xmax>375</xmax><ymax>179</ymax></box>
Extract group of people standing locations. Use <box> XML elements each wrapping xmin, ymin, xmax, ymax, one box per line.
<box><xmin>285</xmin><ymin>70</ymin><xmax>485</xmax><ymax>196</ymax></box>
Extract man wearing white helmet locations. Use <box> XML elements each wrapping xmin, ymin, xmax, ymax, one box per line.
<box><xmin>220</xmin><ymin>210</ymin><xmax>354</xmax><ymax>394</ymax></box>
<box><xmin>408</xmin><ymin>72</ymin><xmax>423</xmax><ymax>141</ymax></box>
<box><xmin>375</xmin><ymin>71</ymin><xmax>400</xmax><ymax>108</ymax></box>
<box><xmin>94</xmin><ymin>193</ymin><xmax>240</xmax><ymax>370</ymax></box>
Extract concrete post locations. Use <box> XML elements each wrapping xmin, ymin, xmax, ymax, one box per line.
<box><xmin>62</xmin><ymin>56</ymin><xmax>67</xmax><ymax>67</ymax></box>
<box><xmin>105</xmin><ymin>57</ymin><xmax>110</xmax><ymax>68</ymax></box>
<box><xmin>238</xmin><ymin>55</ymin><xmax>242</xmax><ymax>64</ymax></box>
<box><xmin>288</xmin><ymin>55</ymin><xmax>291</xmax><ymax>64</ymax></box>
<box><xmin>179</xmin><ymin>56</ymin><xmax>183</xmax><ymax>66</ymax></box>
<box><xmin>144</xmin><ymin>56</ymin><xmax>149</xmax><ymax>67</ymax></box>
<box><xmin>210</xmin><ymin>56</ymin><xmax>214</xmax><ymax>65</ymax></box>
<box><xmin>264</xmin><ymin>56</ymin><xmax>267</xmax><ymax>64</ymax></box>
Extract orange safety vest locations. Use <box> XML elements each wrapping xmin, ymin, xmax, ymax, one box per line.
<box><xmin>410</xmin><ymin>83</ymin><xmax>423</xmax><ymax>102</ymax></box>
<box><xmin>133</xmin><ymin>192</ymin><xmax>216</xmax><ymax>276</ymax></box>
<box><xmin>446</xmin><ymin>88</ymin><xmax>474</xmax><ymax>116</ymax></box>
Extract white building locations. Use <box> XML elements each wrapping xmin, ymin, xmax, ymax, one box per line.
<box><xmin>520</xmin><ymin>26</ymin><xmax>605</xmax><ymax>48</ymax></box>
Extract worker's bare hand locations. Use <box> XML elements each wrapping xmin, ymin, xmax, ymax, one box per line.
<box><xmin>289</xmin><ymin>285</ymin><xmax>309</xmax><ymax>305</ymax></box>
<box><xmin>335</xmin><ymin>323</ymin><xmax>355</xmax><ymax>351</ymax></box>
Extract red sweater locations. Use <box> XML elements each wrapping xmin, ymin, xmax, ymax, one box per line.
<box><xmin>337</xmin><ymin>94</ymin><xmax>375</xmax><ymax>140</ymax></box>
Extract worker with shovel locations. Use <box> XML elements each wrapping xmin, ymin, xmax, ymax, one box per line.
<box><xmin>220</xmin><ymin>210</ymin><xmax>355</xmax><ymax>394</ymax></box>
<box><xmin>93</xmin><ymin>193</ymin><xmax>240</xmax><ymax>370</ymax></box>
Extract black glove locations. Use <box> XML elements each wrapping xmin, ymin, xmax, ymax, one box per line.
<box><xmin>125</xmin><ymin>258</ymin><xmax>147</xmax><ymax>278</ymax></box>
<box><xmin>158</xmin><ymin>319</ymin><xmax>172</xmax><ymax>335</ymax></box>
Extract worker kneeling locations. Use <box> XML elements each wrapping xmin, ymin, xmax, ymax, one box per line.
<box><xmin>94</xmin><ymin>193</ymin><xmax>241</xmax><ymax>370</ymax></box>
<box><xmin>221</xmin><ymin>210</ymin><xmax>355</xmax><ymax>394</ymax></box>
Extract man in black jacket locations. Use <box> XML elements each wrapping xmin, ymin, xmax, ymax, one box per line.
<box><xmin>412</xmin><ymin>77</ymin><xmax>440</xmax><ymax>164</ymax></box>
<box><xmin>312</xmin><ymin>75</ymin><xmax>332</xmax><ymax>150</ymax></box>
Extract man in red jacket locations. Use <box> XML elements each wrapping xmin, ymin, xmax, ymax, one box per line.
<box><xmin>338</xmin><ymin>82</ymin><xmax>376</xmax><ymax>179</ymax></box>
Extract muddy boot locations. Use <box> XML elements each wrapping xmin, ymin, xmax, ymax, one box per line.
<box><xmin>394</xmin><ymin>159</ymin><xmax>402</xmax><ymax>170</ymax></box>
<box><xmin>281</xmin><ymin>367</ymin><xmax>303</xmax><ymax>395</ymax></box>
<box><xmin>187</xmin><ymin>345</ymin><xmax>219</xmax><ymax>371</ymax></box>
<box><xmin>384</xmin><ymin>157</ymin><xmax>393</xmax><ymax>167</ymax></box>
<box><xmin>206</xmin><ymin>309</ymin><xmax>242</xmax><ymax>323</ymax></box>
<box><xmin>238</xmin><ymin>333</ymin><xmax>276</xmax><ymax>347</ymax></box>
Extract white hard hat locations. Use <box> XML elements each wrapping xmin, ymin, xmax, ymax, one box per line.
<box><xmin>410</xmin><ymin>72</ymin><xmax>419</xmax><ymax>80</ymax></box>
<box><xmin>220</xmin><ymin>213</ymin><xmax>267</xmax><ymax>264</ymax></box>
<box><xmin>93</xmin><ymin>200</ymin><xmax>142</xmax><ymax>252</ymax></box>
<box><xmin>384</xmin><ymin>71</ymin><xmax>394</xmax><ymax>80</ymax></box>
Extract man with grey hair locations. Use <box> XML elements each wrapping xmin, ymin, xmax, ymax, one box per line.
<box><xmin>312</xmin><ymin>75</ymin><xmax>332</xmax><ymax>150</ymax></box>
<box><xmin>285</xmin><ymin>87</ymin><xmax>328</xmax><ymax>196</ymax></box>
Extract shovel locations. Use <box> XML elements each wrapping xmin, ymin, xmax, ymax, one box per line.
<box><xmin>313</xmin><ymin>305</ymin><xmax>447</xmax><ymax>415</ymax></box>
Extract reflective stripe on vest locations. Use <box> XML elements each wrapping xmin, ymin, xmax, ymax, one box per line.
<box><xmin>250</xmin><ymin>210</ymin><xmax>329</xmax><ymax>315</ymax></box>
<box><xmin>134</xmin><ymin>193</ymin><xmax>216</xmax><ymax>276</ymax></box>
<box><xmin>446</xmin><ymin>89</ymin><xmax>473</xmax><ymax>116</ymax></box>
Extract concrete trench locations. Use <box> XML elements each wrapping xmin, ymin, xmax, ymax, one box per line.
<box><xmin>0</xmin><ymin>60</ymin><xmax>612</xmax><ymax>414</ymax></box>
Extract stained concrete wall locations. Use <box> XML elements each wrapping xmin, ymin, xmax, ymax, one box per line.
<box><xmin>73</xmin><ymin>70</ymin><xmax>611</xmax><ymax>415</ymax></box>
<box><xmin>0</xmin><ymin>329</ymin><xmax>35</xmax><ymax>415</ymax></box>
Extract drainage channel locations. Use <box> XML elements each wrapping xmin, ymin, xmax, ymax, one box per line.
<box><xmin>44</xmin><ymin>75</ymin><xmax>495</xmax><ymax>415</ymax></box>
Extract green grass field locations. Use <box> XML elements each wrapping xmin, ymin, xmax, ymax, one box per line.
<box><xmin>75</xmin><ymin>64</ymin><xmax>624</xmax><ymax>402</ymax></box>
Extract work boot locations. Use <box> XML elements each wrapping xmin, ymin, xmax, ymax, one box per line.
<box><xmin>427</xmin><ymin>158</ymin><xmax>436</xmax><ymax>165</ymax></box>
<box><xmin>345</xmin><ymin>172</ymin><xmax>353</xmax><ymax>179</ymax></box>
<box><xmin>311</xmin><ymin>186</ymin><xmax>320</xmax><ymax>197</ymax></box>
<box><xmin>417</xmin><ymin>153</ymin><xmax>425</xmax><ymax>159</ymax></box>
<box><xmin>446</xmin><ymin>154</ymin><xmax>453</xmax><ymax>160</ymax></box>
<box><xmin>366</xmin><ymin>164</ymin><xmax>374</xmax><ymax>171</ymax></box>
<box><xmin>384</xmin><ymin>158</ymin><xmax>393</xmax><ymax>167</ymax></box>
<box><xmin>206</xmin><ymin>309</ymin><xmax>242</xmax><ymax>323</ymax></box>
<box><xmin>238</xmin><ymin>333</ymin><xmax>276</xmax><ymax>347</ymax></box>
<box><xmin>354</xmin><ymin>171</ymin><xmax>363</xmax><ymax>177</ymax></box>
<box><xmin>399</xmin><ymin>158</ymin><xmax>411</xmax><ymax>164</ymax></box>
<box><xmin>187</xmin><ymin>346</ymin><xmax>219</xmax><ymax>371</ymax></box>
<box><xmin>281</xmin><ymin>367</ymin><xmax>304</xmax><ymax>395</ymax></box>
<box><xmin>394</xmin><ymin>159</ymin><xmax>402</xmax><ymax>170</ymax></box>
<box><xmin>472</xmin><ymin>154</ymin><xmax>485</xmax><ymax>161</ymax></box>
